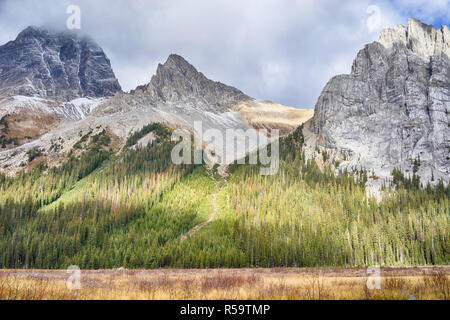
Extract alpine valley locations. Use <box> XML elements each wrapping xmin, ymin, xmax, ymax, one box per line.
<box><xmin>0</xmin><ymin>19</ymin><xmax>448</xmax><ymax>272</ymax></box>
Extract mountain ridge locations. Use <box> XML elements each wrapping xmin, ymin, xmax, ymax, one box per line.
<box><xmin>0</xmin><ymin>39</ymin><xmax>312</xmax><ymax>172</ymax></box>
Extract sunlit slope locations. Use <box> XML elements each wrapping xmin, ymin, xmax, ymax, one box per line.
<box><xmin>234</xmin><ymin>100</ymin><xmax>314</xmax><ymax>135</ymax></box>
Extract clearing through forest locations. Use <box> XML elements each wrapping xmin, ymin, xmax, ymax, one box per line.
<box><xmin>180</xmin><ymin>167</ymin><xmax>226</xmax><ymax>243</ymax></box>
<box><xmin>180</xmin><ymin>193</ymin><xmax>217</xmax><ymax>243</ymax></box>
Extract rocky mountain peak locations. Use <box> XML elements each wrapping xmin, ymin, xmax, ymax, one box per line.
<box><xmin>161</xmin><ymin>53</ymin><xmax>202</xmax><ymax>80</ymax></box>
<box><xmin>311</xmin><ymin>18</ymin><xmax>449</xmax><ymax>185</ymax></box>
<box><xmin>0</xmin><ymin>26</ymin><xmax>121</xmax><ymax>101</ymax></box>
<box><xmin>378</xmin><ymin>18</ymin><xmax>449</xmax><ymax>58</ymax></box>
<box><xmin>135</xmin><ymin>54</ymin><xmax>250</xmax><ymax>112</ymax></box>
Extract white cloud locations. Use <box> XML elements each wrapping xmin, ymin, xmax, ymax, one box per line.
<box><xmin>391</xmin><ymin>0</ymin><xmax>450</xmax><ymax>23</ymax></box>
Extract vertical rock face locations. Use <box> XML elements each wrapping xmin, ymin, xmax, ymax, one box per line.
<box><xmin>312</xmin><ymin>18</ymin><xmax>449</xmax><ymax>183</ymax></box>
<box><xmin>0</xmin><ymin>26</ymin><xmax>121</xmax><ymax>100</ymax></box>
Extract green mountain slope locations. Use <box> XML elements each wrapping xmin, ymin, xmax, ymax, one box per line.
<box><xmin>0</xmin><ymin>124</ymin><xmax>448</xmax><ymax>269</ymax></box>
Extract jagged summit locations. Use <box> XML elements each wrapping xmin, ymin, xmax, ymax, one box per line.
<box><xmin>378</xmin><ymin>18</ymin><xmax>449</xmax><ymax>58</ymax></box>
<box><xmin>0</xmin><ymin>26</ymin><xmax>121</xmax><ymax>101</ymax></box>
<box><xmin>133</xmin><ymin>54</ymin><xmax>250</xmax><ymax>112</ymax></box>
<box><xmin>159</xmin><ymin>54</ymin><xmax>205</xmax><ymax>82</ymax></box>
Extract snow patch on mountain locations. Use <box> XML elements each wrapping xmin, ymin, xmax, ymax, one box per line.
<box><xmin>0</xmin><ymin>95</ymin><xmax>105</xmax><ymax>121</ymax></box>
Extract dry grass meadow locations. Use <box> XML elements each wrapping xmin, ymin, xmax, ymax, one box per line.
<box><xmin>0</xmin><ymin>267</ymin><xmax>449</xmax><ymax>300</ymax></box>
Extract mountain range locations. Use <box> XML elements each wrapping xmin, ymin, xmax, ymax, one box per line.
<box><xmin>0</xmin><ymin>19</ymin><xmax>449</xmax><ymax>187</ymax></box>
<box><xmin>0</xmin><ymin>28</ymin><xmax>312</xmax><ymax>172</ymax></box>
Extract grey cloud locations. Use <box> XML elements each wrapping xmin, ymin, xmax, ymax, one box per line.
<box><xmin>0</xmin><ymin>0</ymin><xmax>445</xmax><ymax>108</ymax></box>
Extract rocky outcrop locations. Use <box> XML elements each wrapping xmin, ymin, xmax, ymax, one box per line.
<box><xmin>0</xmin><ymin>26</ymin><xmax>121</xmax><ymax>100</ymax></box>
<box><xmin>311</xmin><ymin>18</ymin><xmax>449</xmax><ymax>184</ymax></box>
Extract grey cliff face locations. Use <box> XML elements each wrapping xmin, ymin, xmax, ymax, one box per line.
<box><xmin>133</xmin><ymin>54</ymin><xmax>250</xmax><ymax>112</ymax></box>
<box><xmin>0</xmin><ymin>26</ymin><xmax>121</xmax><ymax>101</ymax></box>
<box><xmin>312</xmin><ymin>18</ymin><xmax>449</xmax><ymax>183</ymax></box>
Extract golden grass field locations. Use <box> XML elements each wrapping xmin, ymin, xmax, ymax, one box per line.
<box><xmin>0</xmin><ymin>267</ymin><xmax>448</xmax><ymax>300</ymax></box>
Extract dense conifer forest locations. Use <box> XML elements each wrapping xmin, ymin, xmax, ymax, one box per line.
<box><xmin>0</xmin><ymin>124</ymin><xmax>448</xmax><ymax>269</ymax></box>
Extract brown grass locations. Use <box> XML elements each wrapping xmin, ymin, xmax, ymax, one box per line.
<box><xmin>0</xmin><ymin>267</ymin><xmax>448</xmax><ymax>300</ymax></box>
<box><xmin>3</xmin><ymin>112</ymin><xmax>60</xmax><ymax>142</ymax></box>
<box><xmin>234</xmin><ymin>100</ymin><xmax>314</xmax><ymax>135</ymax></box>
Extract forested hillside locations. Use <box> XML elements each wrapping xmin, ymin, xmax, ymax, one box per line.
<box><xmin>0</xmin><ymin>124</ymin><xmax>448</xmax><ymax>269</ymax></box>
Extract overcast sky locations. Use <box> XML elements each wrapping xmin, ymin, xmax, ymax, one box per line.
<box><xmin>0</xmin><ymin>0</ymin><xmax>448</xmax><ymax>108</ymax></box>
